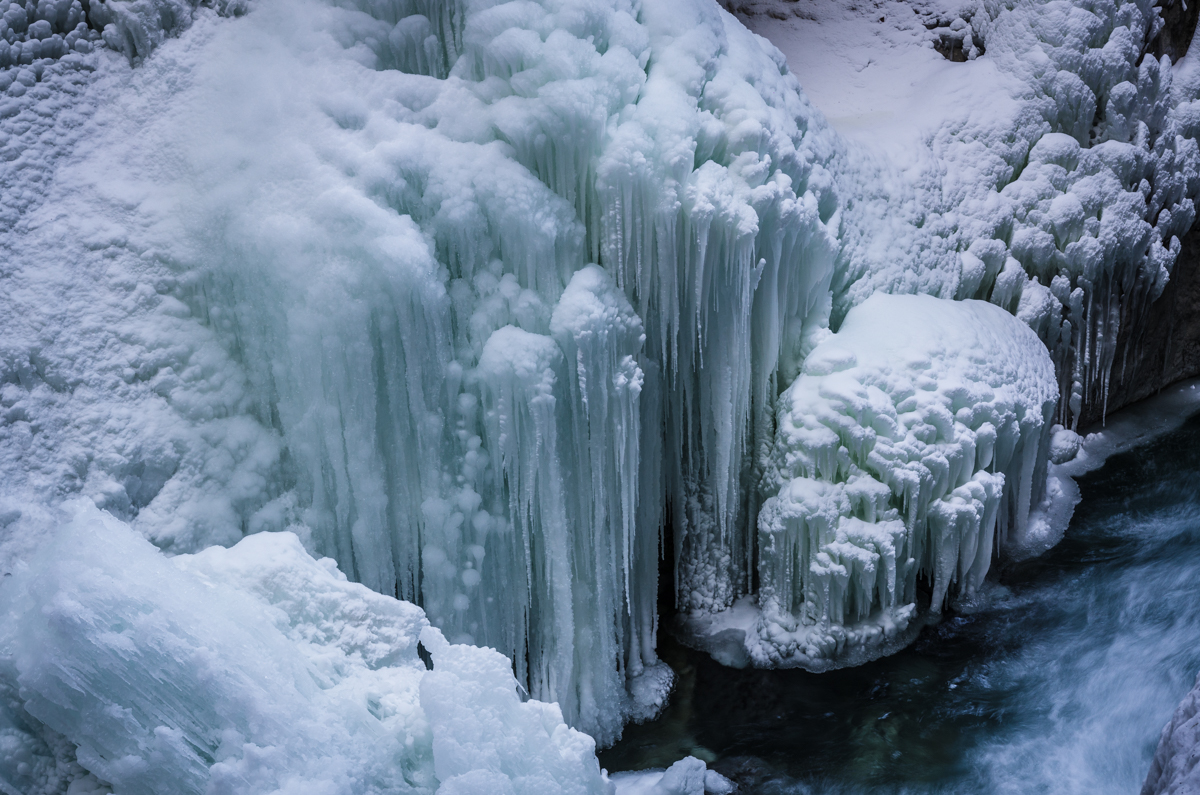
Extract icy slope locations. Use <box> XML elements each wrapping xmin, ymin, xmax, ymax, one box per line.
<box><xmin>1144</xmin><ymin>670</ymin><xmax>1200</xmax><ymax>795</ymax></box>
<box><xmin>680</xmin><ymin>293</ymin><xmax>1057</xmax><ymax>668</ymax></box>
<box><xmin>0</xmin><ymin>502</ymin><xmax>612</xmax><ymax>795</ymax></box>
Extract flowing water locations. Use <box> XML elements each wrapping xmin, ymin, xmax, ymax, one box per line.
<box><xmin>602</xmin><ymin>413</ymin><xmax>1200</xmax><ymax>794</ymax></box>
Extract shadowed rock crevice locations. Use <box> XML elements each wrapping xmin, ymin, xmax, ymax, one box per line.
<box><xmin>1082</xmin><ymin>222</ymin><xmax>1200</xmax><ymax>425</ymax></box>
<box><xmin>1147</xmin><ymin>0</ymin><xmax>1199</xmax><ymax>62</ymax></box>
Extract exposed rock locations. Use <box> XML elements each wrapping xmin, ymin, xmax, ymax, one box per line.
<box><xmin>1148</xmin><ymin>0</ymin><xmax>1200</xmax><ymax>63</ymax></box>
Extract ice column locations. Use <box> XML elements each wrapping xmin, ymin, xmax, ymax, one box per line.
<box><xmin>166</xmin><ymin>0</ymin><xmax>841</xmax><ymax>741</ymax></box>
<box><xmin>595</xmin><ymin>0</ymin><xmax>840</xmax><ymax>614</ymax></box>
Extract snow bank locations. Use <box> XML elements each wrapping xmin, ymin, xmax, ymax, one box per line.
<box><xmin>683</xmin><ymin>294</ymin><xmax>1058</xmax><ymax>668</ymax></box>
<box><xmin>0</xmin><ymin>501</ymin><xmax>613</xmax><ymax>795</ymax></box>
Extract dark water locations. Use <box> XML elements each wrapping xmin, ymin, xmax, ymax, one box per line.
<box><xmin>602</xmin><ymin>414</ymin><xmax>1200</xmax><ymax>794</ymax></box>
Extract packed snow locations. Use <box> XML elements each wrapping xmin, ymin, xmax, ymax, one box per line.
<box><xmin>0</xmin><ymin>0</ymin><xmax>1199</xmax><ymax>783</ymax></box>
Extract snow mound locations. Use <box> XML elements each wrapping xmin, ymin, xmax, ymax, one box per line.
<box><xmin>0</xmin><ymin>501</ymin><xmax>612</xmax><ymax>795</ymax></box>
<box><xmin>683</xmin><ymin>294</ymin><xmax>1057</xmax><ymax>668</ymax></box>
<box><xmin>610</xmin><ymin>756</ymin><xmax>733</xmax><ymax>795</ymax></box>
<box><xmin>1049</xmin><ymin>424</ymin><xmax>1082</xmax><ymax>464</ymax></box>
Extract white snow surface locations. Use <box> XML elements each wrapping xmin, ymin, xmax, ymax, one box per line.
<box><xmin>0</xmin><ymin>501</ymin><xmax>613</xmax><ymax>795</ymax></box>
<box><xmin>734</xmin><ymin>0</ymin><xmax>1021</xmax><ymax>153</ymax></box>
<box><xmin>1</xmin><ymin>0</ymin><xmax>1200</xmax><ymax>776</ymax></box>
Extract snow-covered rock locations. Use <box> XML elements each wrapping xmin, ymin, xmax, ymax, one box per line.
<box><xmin>682</xmin><ymin>293</ymin><xmax>1058</xmax><ymax>668</ymax></box>
<box><xmin>1049</xmin><ymin>425</ymin><xmax>1083</xmax><ymax>464</ymax></box>
<box><xmin>610</xmin><ymin>756</ymin><xmax>734</xmax><ymax>795</ymax></box>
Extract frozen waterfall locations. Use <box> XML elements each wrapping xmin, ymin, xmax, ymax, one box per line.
<box><xmin>2</xmin><ymin>0</ymin><xmax>1200</xmax><ymax>777</ymax></box>
<box><xmin>1</xmin><ymin>0</ymin><xmax>845</xmax><ymax>747</ymax></box>
<box><xmin>166</xmin><ymin>0</ymin><xmax>845</xmax><ymax>743</ymax></box>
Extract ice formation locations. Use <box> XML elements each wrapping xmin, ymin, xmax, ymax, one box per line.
<box><xmin>1</xmin><ymin>0</ymin><xmax>1200</xmax><ymax>776</ymax></box>
<box><xmin>609</xmin><ymin>756</ymin><xmax>734</xmax><ymax>795</ymax></box>
<box><xmin>682</xmin><ymin>294</ymin><xmax>1058</xmax><ymax>667</ymax></box>
<box><xmin>6</xmin><ymin>0</ymin><xmax>838</xmax><ymax>744</ymax></box>
<box><xmin>829</xmin><ymin>0</ymin><xmax>1200</xmax><ymax>428</ymax></box>
<box><xmin>735</xmin><ymin>0</ymin><xmax>1200</xmax><ymax>423</ymax></box>
<box><xmin>0</xmin><ymin>501</ymin><xmax>613</xmax><ymax>795</ymax></box>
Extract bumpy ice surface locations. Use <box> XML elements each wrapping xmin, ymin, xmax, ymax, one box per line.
<box><xmin>0</xmin><ymin>501</ymin><xmax>613</xmax><ymax>795</ymax></box>
<box><xmin>681</xmin><ymin>293</ymin><xmax>1057</xmax><ymax>668</ymax></box>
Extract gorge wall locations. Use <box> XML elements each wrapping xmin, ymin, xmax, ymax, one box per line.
<box><xmin>1079</xmin><ymin>211</ymin><xmax>1200</xmax><ymax>424</ymax></box>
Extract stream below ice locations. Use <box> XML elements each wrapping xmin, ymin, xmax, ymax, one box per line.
<box><xmin>602</xmin><ymin>412</ymin><xmax>1200</xmax><ymax>794</ymax></box>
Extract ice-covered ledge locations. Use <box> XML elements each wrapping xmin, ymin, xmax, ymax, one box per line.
<box><xmin>1023</xmin><ymin>376</ymin><xmax>1200</xmax><ymax>561</ymax></box>
<box><xmin>680</xmin><ymin>293</ymin><xmax>1058</xmax><ymax>670</ymax></box>
<box><xmin>675</xmin><ymin>594</ymin><xmax>926</xmax><ymax>671</ymax></box>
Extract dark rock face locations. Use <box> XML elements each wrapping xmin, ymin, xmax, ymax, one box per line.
<box><xmin>1081</xmin><ymin>223</ymin><xmax>1200</xmax><ymax>426</ymax></box>
<box><xmin>1148</xmin><ymin>0</ymin><xmax>1199</xmax><ymax>63</ymax></box>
